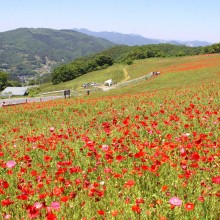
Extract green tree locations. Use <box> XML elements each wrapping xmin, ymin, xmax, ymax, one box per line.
<box><xmin>126</xmin><ymin>59</ymin><xmax>133</xmax><ymax>65</ymax></box>
<box><xmin>0</xmin><ymin>71</ymin><xmax>8</xmax><ymax>91</ymax></box>
<box><xmin>95</xmin><ymin>55</ymin><xmax>113</xmax><ymax>66</ymax></box>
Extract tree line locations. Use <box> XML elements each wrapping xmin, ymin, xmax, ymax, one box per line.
<box><xmin>51</xmin><ymin>55</ymin><xmax>113</xmax><ymax>84</ymax></box>
<box><xmin>0</xmin><ymin>71</ymin><xmax>22</xmax><ymax>91</ymax></box>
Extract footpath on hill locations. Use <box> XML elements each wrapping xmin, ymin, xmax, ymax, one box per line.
<box><xmin>97</xmin><ymin>70</ymin><xmax>153</xmax><ymax>91</ymax></box>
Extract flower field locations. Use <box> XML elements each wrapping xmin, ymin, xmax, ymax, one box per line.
<box><xmin>0</xmin><ymin>59</ymin><xmax>220</xmax><ymax>219</ymax></box>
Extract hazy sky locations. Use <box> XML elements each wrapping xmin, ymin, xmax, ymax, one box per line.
<box><xmin>1</xmin><ymin>0</ymin><xmax>220</xmax><ymax>43</ymax></box>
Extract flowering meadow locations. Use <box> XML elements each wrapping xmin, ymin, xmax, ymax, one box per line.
<box><xmin>0</xmin><ymin>62</ymin><xmax>220</xmax><ymax>219</ymax></box>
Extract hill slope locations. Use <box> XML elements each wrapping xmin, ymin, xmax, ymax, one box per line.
<box><xmin>34</xmin><ymin>53</ymin><xmax>220</xmax><ymax>96</ymax></box>
<box><xmin>0</xmin><ymin>28</ymin><xmax>115</xmax><ymax>79</ymax></box>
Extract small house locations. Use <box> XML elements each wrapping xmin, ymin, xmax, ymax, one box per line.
<box><xmin>1</xmin><ymin>87</ymin><xmax>28</xmax><ymax>96</ymax></box>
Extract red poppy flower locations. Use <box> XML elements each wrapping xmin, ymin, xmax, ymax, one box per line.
<box><xmin>17</xmin><ymin>194</ymin><xmax>29</xmax><ymax>200</ymax></box>
<box><xmin>124</xmin><ymin>180</ymin><xmax>135</xmax><ymax>188</ymax></box>
<box><xmin>27</xmin><ymin>205</ymin><xmax>40</xmax><ymax>219</ymax></box>
<box><xmin>132</xmin><ymin>205</ymin><xmax>141</xmax><ymax>213</ymax></box>
<box><xmin>212</xmin><ymin>176</ymin><xmax>220</xmax><ymax>184</ymax></box>
<box><xmin>53</xmin><ymin>187</ymin><xmax>63</xmax><ymax>196</ymax></box>
<box><xmin>46</xmin><ymin>213</ymin><xmax>57</xmax><ymax>220</ymax></box>
<box><xmin>0</xmin><ymin>188</ymin><xmax>5</xmax><ymax>194</ymax></box>
<box><xmin>1</xmin><ymin>180</ymin><xmax>9</xmax><ymax>189</ymax></box>
<box><xmin>60</xmin><ymin>196</ymin><xmax>69</xmax><ymax>202</ymax></box>
<box><xmin>97</xmin><ymin>210</ymin><xmax>105</xmax><ymax>215</ymax></box>
<box><xmin>30</xmin><ymin>170</ymin><xmax>38</xmax><ymax>176</ymax></box>
<box><xmin>39</xmin><ymin>193</ymin><xmax>48</xmax><ymax>199</ymax></box>
<box><xmin>1</xmin><ymin>199</ymin><xmax>14</xmax><ymax>206</ymax></box>
<box><xmin>111</xmin><ymin>210</ymin><xmax>118</xmax><ymax>217</ymax></box>
<box><xmin>44</xmin><ymin>155</ymin><xmax>52</xmax><ymax>162</ymax></box>
<box><xmin>136</xmin><ymin>198</ymin><xmax>145</xmax><ymax>205</ymax></box>
<box><xmin>161</xmin><ymin>185</ymin><xmax>168</xmax><ymax>192</ymax></box>
<box><xmin>198</xmin><ymin>196</ymin><xmax>204</xmax><ymax>202</ymax></box>
<box><xmin>190</xmin><ymin>152</ymin><xmax>200</xmax><ymax>161</ymax></box>
<box><xmin>185</xmin><ymin>202</ymin><xmax>195</xmax><ymax>211</ymax></box>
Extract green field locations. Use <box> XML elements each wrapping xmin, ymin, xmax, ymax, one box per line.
<box><xmin>0</xmin><ymin>54</ymin><xmax>219</xmax><ymax>219</ymax></box>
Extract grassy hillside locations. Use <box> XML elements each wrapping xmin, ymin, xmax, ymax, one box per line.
<box><xmin>50</xmin><ymin>44</ymin><xmax>202</xmax><ymax>84</ymax></box>
<box><xmin>34</xmin><ymin>54</ymin><xmax>220</xmax><ymax>96</ymax></box>
<box><xmin>126</xmin><ymin>54</ymin><xmax>220</xmax><ymax>90</ymax></box>
<box><xmin>38</xmin><ymin>64</ymin><xmax>125</xmax><ymax>92</ymax></box>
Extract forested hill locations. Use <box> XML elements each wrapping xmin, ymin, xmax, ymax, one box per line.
<box><xmin>0</xmin><ymin>28</ymin><xmax>115</xmax><ymax>78</ymax></box>
<box><xmin>51</xmin><ymin>42</ymin><xmax>220</xmax><ymax>84</ymax></box>
<box><xmin>51</xmin><ymin>44</ymin><xmax>200</xmax><ymax>84</ymax></box>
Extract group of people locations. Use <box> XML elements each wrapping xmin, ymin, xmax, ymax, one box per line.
<box><xmin>64</xmin><ymin>89</ymin><xmax>90</xmax><ymax>98</ymax></box>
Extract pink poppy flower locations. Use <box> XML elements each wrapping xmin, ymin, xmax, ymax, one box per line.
<box><xmin>6</xmin><ymin>161</ymin><xmax>16</xmax><ymax>168</ymax></box>
<box><xmin>4</xmin><ymin>214</ymin><xmax>11</xmax><ymax>220</ymax></box>
<box><xmin>102</xmin><ymin>145</ymin><xmax>109</xmax><ymax>151</ymax></box>
<box><xmin>33</xmin><ymin>202</ymin><xmax>43</xmax><ymax>209</ymax></box>
<box><xmin>50</xmin><ymin>127</ymin><xmax>55</xmax><ymax>132</ymax></box>
<box><xmin>169</xmin><ymin>197</ymin><xmax>182</xmax><ymax>206</ymax></box>
<box><xmin>51</xmin><ymin>201</ymin><xmax>60</xmax><ymax>210</ymax></box>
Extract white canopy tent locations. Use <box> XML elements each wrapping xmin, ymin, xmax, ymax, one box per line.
<box><xmin>104</xmin><ymin>79</ymin><xmax>113</xmax><ymax>86</ymax></box>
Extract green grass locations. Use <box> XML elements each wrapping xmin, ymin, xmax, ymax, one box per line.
<box><xmin>90</xmin><ymin>54</ymin><xmax>220</xmax><ymax>97</ymax></box>
<box><xmin>33</xmin><ymin>64</ymin><xmax>125</xmax><ymax>94</ymax></box>
<box><xmin>31</xmin><ymin>54</ymin><xmax>220</xmax><ymax>96</ymax></box>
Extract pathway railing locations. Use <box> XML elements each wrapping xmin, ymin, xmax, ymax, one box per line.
<box><xmin>116</xmin><ymin>72</ymin><xmax>153</xmax><ymax>88</ymax></box>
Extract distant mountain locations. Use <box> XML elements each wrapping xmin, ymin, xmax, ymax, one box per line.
<box><xmin>74</xmin><ymin>28</ymin><xmax>213</xmax><ymax>47</ymax></box>
<box><xmin>167</xmin><ymin>41</ymin><xmax>184</xmax><ymax>46</ymax></box>
<box><xmin>179</xmin><ymin>40</ymin><xmax>213</xmax><ymax>47</ymax></box>
<box><xmin>0</xmin><ymin>28</ymin><xmax>114</xmax><ymax>80</ymax></box>
<box><xmin>73</xmin><ymin>28</ymin><xmax>162</xmax><ymax>45</ymax></box>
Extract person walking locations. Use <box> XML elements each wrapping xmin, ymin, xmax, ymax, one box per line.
<box><xmin>1</xmin><ymin>101</ymin><xmax>6</xmax><ymax>107</ymax></box>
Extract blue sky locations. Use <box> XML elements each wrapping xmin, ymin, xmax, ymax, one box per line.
<box><xmin>1</xmin><ymin>0</ymin><xmax>220</xmax><ymax>43</ymax></box>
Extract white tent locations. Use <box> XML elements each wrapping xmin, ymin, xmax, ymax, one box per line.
<box><xmin>104</xmin><ymin>79</ymin><xmax>113</xmax><ymax>86</ymax></box>
<box><xmin>1</xmin><ymin>87</ymin><xmax>28</xmax><ymax>96</ymax></box>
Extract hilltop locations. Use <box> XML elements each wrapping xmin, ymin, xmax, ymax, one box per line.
<box><xmin>0</xmin><ymin>28</ymin><xmax>114</xmax><ymax>81</ymax></box>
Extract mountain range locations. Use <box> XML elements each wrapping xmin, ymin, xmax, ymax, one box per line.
<box><xmin>73</xmin><ymin>28</ymin><xmax>212</xmax><ymax>47</ymax></box>
<box><xmin>0</xmin><ymin>27</ymin><xmax>213</xmax><ymax>84</ymax></box>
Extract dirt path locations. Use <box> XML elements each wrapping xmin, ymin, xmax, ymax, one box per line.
<box><xmin>96</xmin><ymin>66</ymin><xmax>131</xmax><ymax>91</ymax></box>
<box><xmin>120</xmin><ymin>66</ymin><xmax>130</xmax><ymax>83</ymax></box>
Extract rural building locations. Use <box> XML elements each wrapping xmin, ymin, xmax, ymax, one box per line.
<box><xmin>1</xmin><ymin>87</ymin><xmax>28</xmax><ymax>96</ymax></box>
